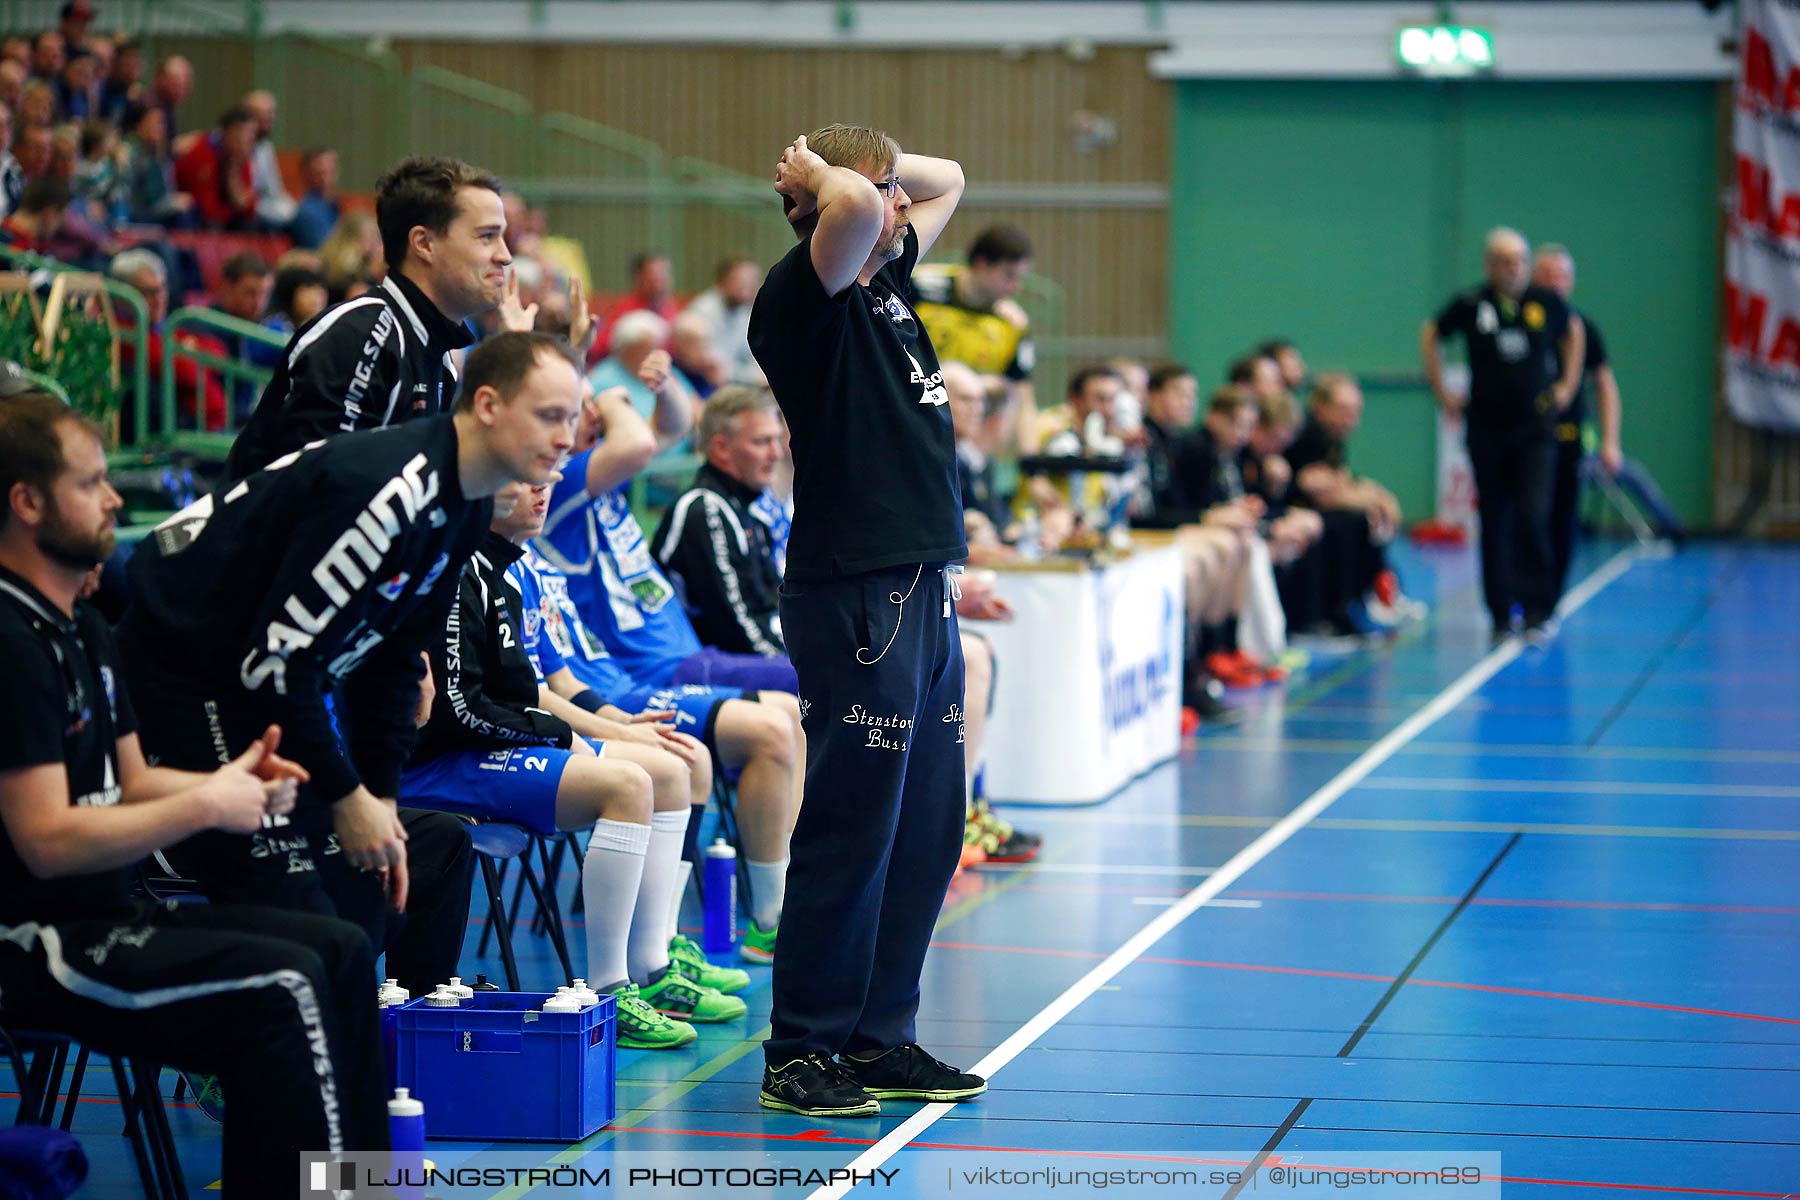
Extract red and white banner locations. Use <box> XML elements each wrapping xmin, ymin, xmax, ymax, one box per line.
<box><xmin>1727</xmin><ymin>3</ymin><xmax>1800</xmax><ymax>433</ymax></box>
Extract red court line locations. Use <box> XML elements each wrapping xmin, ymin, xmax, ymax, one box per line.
<box><xmin>928</xmin><ymin>941</ymin><xmax>1800</xmax><ymax>1026</ymax></box>
<box><xmin>619</xmin><ymin>1129</ymin><xmax>1793</xmax><ymax>1196</ymax></box>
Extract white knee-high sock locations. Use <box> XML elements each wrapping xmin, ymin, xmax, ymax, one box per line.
<box><xmin>746</xmin><ymin>857</ymin><xmax>788</xmax><ymax>929</ymax></box>
<box><xmin>628</xmin><ymin>807</ymin><xmax>691</xmax><ymax>983</ymax></box>
<box><xmin>666</xmin><ymin>860</ymin><xmax>693</xmax><ymax>942</ymax></box>
<box><xmin>583</xmin><ymin>818</ymin><xmax>650</xmax><ymax>990</ymax></box>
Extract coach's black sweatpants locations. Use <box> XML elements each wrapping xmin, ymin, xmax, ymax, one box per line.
<box><xmin>767</xmin><ymin>563</ymin><xmax>966</xmax><ymax>1066</ymax></box>
<box><xmin>117</xmin><ymin>644</ymin><xmax>475</xmax><ymax>995</ymax></box>
<box><xmin>1469</xmin><ymin>432</ymin><xmax>1559</xmax><ymax>629</ymax></box>
<box><xmin>0</xmin><ymin>901</ymin><xmax>389</xmax><ymax>1195</ymax></box>
<box><xmin>1547</xmin><ymin>437</ymin><xmax>1585</xmax><ymax>603</ymax></box>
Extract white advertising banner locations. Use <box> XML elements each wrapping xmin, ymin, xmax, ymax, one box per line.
<box><xmin>968</xmin><ymin>545</ymin><xmax>1184</xmax><ymax>805</ymax></box>
<box><xmin>1726</xmin><ymin>0</ymin><xmax>1800</xmax><ymax>433</ymax></box>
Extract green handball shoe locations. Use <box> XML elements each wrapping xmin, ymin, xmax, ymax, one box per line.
<box><xmin>669</xmin><ymin>933</ymin><xmax>751</xmax><ymax>994</ymax></box>
<box><xmin>607</xmin><ymin>983</ymin><xmax>698</xmax><ymax>1049</ymax></box>
<box><xmin>739</xmin><ymin>920</ymin><xmax>777</xmax><ymax>964</ymax></box>
<box><xmin>639</xmin><ymin>963</ymin><xmax>747</xmax><ymax>1023</ymax></box>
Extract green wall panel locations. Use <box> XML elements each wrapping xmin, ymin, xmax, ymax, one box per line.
<box><xmin>1170</xmin><ymin>80</ymin><xmax>1719</xmax><ymax>526</ymax></box>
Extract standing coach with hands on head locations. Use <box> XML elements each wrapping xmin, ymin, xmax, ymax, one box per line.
<box><xmin>747</xmin><ymin>125</ymin><xmax>988</xmax><ymax>1118</ymax></box>
<box><xmin>1422</xmin><ymin>226</ymin><xmax>1584</xmax><ymax>642</ymax></box>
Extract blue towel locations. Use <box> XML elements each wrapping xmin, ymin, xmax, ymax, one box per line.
<box><xmin>0</xmin><ymin>1126</ymin><xmax>87</xmax><ymax>1200</ymax></box>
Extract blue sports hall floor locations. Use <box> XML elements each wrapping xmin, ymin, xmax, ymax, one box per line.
<box><xmin>11</xmin><ymin>538</ymin><xmax>1800</xmax><ymax>1199</ymax></box>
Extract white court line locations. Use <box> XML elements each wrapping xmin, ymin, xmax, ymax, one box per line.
<box><xmin>981</xmin><ymin>862</ymin><xmax>1220</xmax><ymax>876</ymax></box>
<box><xmin>807</xmin><ymin>544</ymin><xmax>1640</xmax><ymax>1200</ymax></box>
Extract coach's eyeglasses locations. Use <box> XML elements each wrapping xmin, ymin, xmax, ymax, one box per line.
<box><xmin>870</xmin><ymin>175</ymin><xmax>901</xmax><ymax>198</ymax></box>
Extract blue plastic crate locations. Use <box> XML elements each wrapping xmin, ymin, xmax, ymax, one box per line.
<box><xmin>393</xmin><ymin>991</ymin><xmax>616</xmax><ymax>1142</ymax></box>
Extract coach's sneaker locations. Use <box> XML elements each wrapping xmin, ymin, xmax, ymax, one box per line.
<box><xmin>760</xmin><ymin>1053</ymin><xmax>880</xmax><ymax>1118</ymax></box>
<box><xmin>669</xmin><ymin>932</ymin><xmax>751</xmax><ymax>994</ymax></box>
<box><xmin>606</xmin><ymin>982</ymin><xmax>698</xmax><ymax>1049</ymax></box>
<box><xmin>739</xmin><ymin>919</ymin><xmax>777</xmax><ymax>964</ymax></box>
<box><xmin>839</xmin><ymin>1043</ymin><xmax>987</xmax><ymax>1102</ymax></box>
<box><xmin>639</xmin><ymin>963</ymin><xmax>747</xmax><ymax>1022</ymax></box>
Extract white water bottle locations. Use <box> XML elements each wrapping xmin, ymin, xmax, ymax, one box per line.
<box><xmin>424</xmin><ymin>986</ymin><xmax>462</xmax><ymax>1008</ymax></box>
<box><xmin>376</xmin><ymin>979</ymin><xmax>410</xmax><ymax>1008</ymax></box>
<box><xmin>443</xmin><ymin>976</ymin><xmax>474</xmax><ymax>999</ymax></box>
<box><xmin>543</xmin><ymin>991</ymin><xmax>581</xmax><ymax>1014</ymax></box>
<box><xmin>569</xmin><ymin>979</ymin><xmax>600</xmax><ymax>1007</ymax></box>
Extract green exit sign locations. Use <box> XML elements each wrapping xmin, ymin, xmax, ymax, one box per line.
<box><xmin>1397</xmin><ymin>25</ymin><xmax>1495</xmax><ymax>77</ymax></box>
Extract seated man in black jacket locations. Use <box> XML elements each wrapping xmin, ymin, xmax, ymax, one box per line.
<box><xmin>403</xmin><ymin>479</ymin><xmax>745</xmax><ymax>1049</ymax></box>
<box><xmin>0</xmin><ymin>390</ymin><xmax>390</xmax><ymax>1196</ymax></box>
<box><xmin>116</xmin><ymin>332</ymin><xmax>575</xmax><ymax>990</ymax></box>
<box><xmin>1137</xmin><ymin>367</ymin><xmax>1261</xmax><ymax>701</ymax></box>
<box><xmin>651</xmin><ymin>386</ymin><xmax>787</xmax><ymax>659</ymax></box>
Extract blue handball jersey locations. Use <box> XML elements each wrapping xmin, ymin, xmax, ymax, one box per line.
<box><xmin>533</xmin><ymin>450</ymin><xmax>702</xmax><ymax>686</ymax></box>
<box><xmin>515</xmin><ymin>543</ymin><xmax>636</xmax><ymax>700</ymax></box>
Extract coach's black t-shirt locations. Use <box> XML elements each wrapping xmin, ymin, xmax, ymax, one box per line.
<box><xmin>749</xmin><ymin>226</ymin><xmax>967</xmax><ymax>580</ymax></box>
<box><xmin>1556</xmin><ymin>309</ymin><xmax>1611</xmax><ymax>441</ymax></box>
<box><xmin>1434</xmin><ymin>283</ymin><xmax>1571</xmax><ymax>443</ymax></box>
<box><xmin>0</xmin><ymin>567</ymin><xmax>137</xmax><ymax>923</ymax></box>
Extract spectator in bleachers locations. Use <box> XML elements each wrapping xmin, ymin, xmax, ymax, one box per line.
<box><xmin>289</xmin><ymin>145</ymin><xmax>338</xmax><ymax>249</ymax></box>
<box><xmin>28</xmin><ymin>33</ymin><xmax>63</xmax><ymax>85</ymax></box>
<box><xmin>0</xmin><ymin>38</ymin><xmax>28</xmax><ymax>72</ymax></box>
<box><xmin>173</xmin><ymin>104</ymin><xmax>258</xmax><ymax>230</ymax></box>
<box><xmin>1033</xmin><ymin>362</ymin><xmax>1120</xmax><ymax>452</ymax></box>
<box><xmin>96</xmin><ymin>36</ymin><xmax>140</xmax><ymax>123</ymax></box>
<box><xmin>588</xmin><ymin>308</ymin><xmax>698</xmax><ymax>423</ymax></box>
<box><xmin>265</xmin><ymin>263</ymin><xmax>327</xmax><ymax>336</ymax></box>
<box><xmin>1259</xmin><ymin>337</ymin><xmax>1309</xmax><ymax>395</ymax></box>
<box><xmin>0</xmin><ymin>174</ymin><xmax>67</xmax><ymax>252</ymax></box>
<box><xmin>318</xmin><ymin>208</ymin><xmax>382</xmax><ymax>299</ymax></box>
<box><xmin>1229</xmin><ymin>350</ymin><xmax>1286</xmax><ymax>407</ymax></box>
<box><xmin>71</xmin><ymin>117</ymin><xmax>119</xmax><ymax>217</ymax></box>
<box><xmin>149</xmin><ymin>55</ymin><xmax>190</xmax><ymax>149</ymax></box>
<box><xmin>916</xmin><ymin>224</ymin><xmax>1038</xmax><ymax>451</ymax></box>
<box><xmin>11</xmin><ymin>122</ymin><xmax>50</xmax><ymax>192</ymax></box>
<box><xmin>16</xmin><ymin>78</ymin><xmax>53</xmax><ymax>128</ymax></box>
<box><xmin>0</xmin><ymin>60</ymin><xmax>23</xmax><ymax>114</ymax></box>
<box><xmin>53</xmin><ymin>50</ymin><xmax>94</xmax><ymax>120</ymax></box>
<box><xmin>84</xmin><ymin>36</ymin><xmax>111</xmax><ymax>81</ymax></box>
<box><xmin>669</xmin><ymin>310</ymin><xmax>726</xmax><ymax>399</ymax></box>
<box><xmin>108</xmin><ymin>247</ymin><xmax>228</xmax><ymax>430</ymax></box>
<box><xmin>0</xmin><ymin>102</ymin><xmax>17</xmax><ymax>216</ymax></box>
<box><xmin>56</xmin><ymin>1</ymin><xmax>96</xmax><ymax>61</ymax></box>
<box><xmin>117</xmin><ymin>100</ymin><xmax>191</xmax><ymax>225</ymax></box>
<box><xmin>596</xmin><ymin>251</ymin><xmax>677</xmax><ymax>359</ymax></box>
<box><xmin>211</xmin><ymin>250</ymin><xmax>273</xmax><ymax>423</ymax></box>
<box><xmin>241</xmin><ymin>89</ymin><xmax>296</xmax><ymax>228</ymax></box>
<box><xmin>41</xmin><ymin>120</ymin><xmax>112</xmax><ymax>267</ymax></box>
<box><xmin>682</xmin><ymin>255</ymin><xmax>765</xmax><ymax>386</ymax></box>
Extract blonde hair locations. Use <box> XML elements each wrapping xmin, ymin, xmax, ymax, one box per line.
<box><xmin>806</xmin><ymin>123</ymin><xmax>901</xmax><ymax>174</ymax></box>
<box><xmin>1257</xmin><ymin>388</ymin><xmax>1301</xmax><ymax>431</ymax></box>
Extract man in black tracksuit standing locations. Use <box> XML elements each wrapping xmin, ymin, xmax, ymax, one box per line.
<box><xmin>116</xmin><ymin>334</ymin><xmax>580</xmax><ymax>984</ymax></box>
<box><xmin>215</xmin><ymin>156</ymin><xmax>526</xmax><ymax>989</ymax></box>
<box><xmin>1423</xmin><ymin>227</ymin><xmax>1584</xmax><ymax>640</ymax></box>
<box><xmin>748</xmin><ymin>124</ymin><xmax>986</xmax><ymax>1118</ymax></box>
<box><xmin>225</xmin><ymin>154</ymin><xmax>519</xmax><ymax>480</ymax></box>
